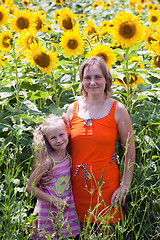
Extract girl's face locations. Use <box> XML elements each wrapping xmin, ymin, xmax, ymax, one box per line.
<box><xmin>45</xmin><ymin>121</ymin><xmax>68</xmax><ymax>152</ymax></box>
<box><xmin>83</xmin><ymin>64</ymin><xmax>107</xmax><ymax>96</ymax></box>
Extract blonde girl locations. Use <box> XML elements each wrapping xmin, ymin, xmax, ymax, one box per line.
<box><xmin>26</xmin><ymin>114</ymin><xmax>79</xmax><ymax>239</ymax></box>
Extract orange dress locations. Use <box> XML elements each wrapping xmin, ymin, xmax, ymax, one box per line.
<box><xmin>70</xmin><ymin>100</ymin><xmax>123</xmax><ymax>223</ymax></box>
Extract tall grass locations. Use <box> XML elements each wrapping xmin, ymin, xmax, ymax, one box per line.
<box><xmin>0</xmin><ymin>104</ymin><xmax>159</xmax><ymax>239</ymax></box>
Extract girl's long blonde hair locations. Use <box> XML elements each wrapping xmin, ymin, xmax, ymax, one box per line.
<box><xmin>33</xmin><ymin>114</ymin><xmax>70</xmax><ymax>168</ymax></box>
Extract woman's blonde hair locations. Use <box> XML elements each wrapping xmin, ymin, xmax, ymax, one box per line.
<box><xmin>79</xmin><ymin>56</ymin><xmax>113</xmax><ymax>97</ymax></box>
<box><xmin>33</xmin><ymin>114</ymin><xmax>70</xmax><ymax>168</ymax></box>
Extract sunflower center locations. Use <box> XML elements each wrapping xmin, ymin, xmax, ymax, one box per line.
<box><xmin>151</xmin><ymin>16</ymin><xmax>157</xmax><ymax>22</ymax></box>
<box><xmin>17</xmin><ymin>17</ymin><xmax>29</xmax><ymax>30</ymax></box>
<box><xmin>27</xmin><ymin>37</ymin><xmax>35</xmax><ymax>49</ymax></box>
<box><xmin>154</xmin><ymin>56</ymin><xmax>160</xmax><ymax>68</ymax></box>
<box><xmin>97</xmin><ymin>53</ymin><xmax>108</xmax><ymax>63</ymax></box>
<box><xmin>88</xmin><ymin>27</ymin><xmax>96</xmax><ymax>35</ymax></box>
<box><xmin>33</xmin><ymin>52</ymin><xmax>50</xmax><ymax>68</ymax></box>
<box><xmin>119</xmin><ymin>21</ymin><xmax>136</xmax><ymax>39</ymax></box>
<box><xmin>148</xmin><ymin>36</ymin><xmax>156</xmax><ymax>44</ymax></box>
<box><xmin>0</xmin><ymin>12</ymin><xmax>3</xmax><ymax>21</ymax></box>
<box><xmin>36</xmin><ymin>17</ymin><xmax>42</xmax><ymax>30</ymax></box>
<box><xmin>129</xmin><ymin>74</ymin><xmax>137</xmax><ymax>83</ymax></box>
<box><xmin>62</xmin><ymin>16</ymin><xmax>73</xmax><ymax>30</ymax></box>
<box><xmin>67</xmin><ymin>39</ymin><xmax>78</xmax><ymax>49</ymax></box>
<box><xmin>3</xmin><ymin>36</ymin><xmax>11</xmax><ymax>48</ymax></box>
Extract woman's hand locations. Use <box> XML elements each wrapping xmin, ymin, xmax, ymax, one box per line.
<box><xmin>39</xmin><ymin>172</ymin><xmax>53</xmax><ymax>186</ymax></box>
<box><xmin>111</xmin><ymin>184</ymin><xmax>129</xmax><ymax>207</ymax></box>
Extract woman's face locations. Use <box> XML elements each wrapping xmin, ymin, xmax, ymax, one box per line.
<box><xmin>82</xmin><ymin>64</ymin><xmax>107</xmax><ymax>97</ymax></box>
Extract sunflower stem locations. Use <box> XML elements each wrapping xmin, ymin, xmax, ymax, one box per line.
<box><xmin>72</xmin><ymin>56</ymin><xmax>77</xmax><ymax>82</ymax></box>
<box><xmin>12</xmin><ymin>42</ymin><xmax>20</xmax><ymax>114</ymax></box>
<box><xmin>35</xmin><ymin>66</ymin><xmax>43</xmax><ymax>109</ymax></box>
<box><xmin>125</xmin><ymin>48</ymin><xmax>131</xmax><ymax>110</ymax></box>
<box><xmin>51</xmin><ymin>72</ymin><xmax>59</xmax><ymax>108</ymax></box>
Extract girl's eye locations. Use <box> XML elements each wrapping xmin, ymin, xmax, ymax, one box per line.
<box><xmin>84</xmin><ymin>76</ymin><xmax>91</xmax><ymax>80</ymax></box>
<box><xmin>51</xmin><ymin>136</ymin><xmax>56</xmax><ymax>139</ymax></box>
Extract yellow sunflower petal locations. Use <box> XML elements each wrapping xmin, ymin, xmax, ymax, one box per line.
<box><xmin>86</xmin><ymin>43</ymin><xmax>116</xmax><ymax>69</ymax></box>
<box><xmin>0</xmin><ymin>5</ymin><xmax>10</xmax><ymax>28</ymax></box>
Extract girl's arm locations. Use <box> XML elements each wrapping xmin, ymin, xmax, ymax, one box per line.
<box><xmin>111</xmin><ymin>102</ymin><xmax>135</xmax><ymax>206</ymax></box>
<box><xmin>26</xmin><ymin>161</ymin><xmax>69</xmax><ymax>209</ymax></box>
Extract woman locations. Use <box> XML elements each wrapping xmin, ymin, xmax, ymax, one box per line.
<box><xmin>66</xmin><ymin>56</ymin><xmax>135</xmax><ymax>226</ymax></box>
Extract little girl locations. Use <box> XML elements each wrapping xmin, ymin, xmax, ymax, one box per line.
<box><xmin>26</xmin><ymin>114</ymin><xmax>80</xmax><ymax>239</ymax></box>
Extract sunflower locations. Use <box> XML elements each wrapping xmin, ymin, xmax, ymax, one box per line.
<box><xmin>0</xmin><ymin>5</ymin><xmax>9</xmax><ymax>28</ymax></box>
<box><xmin>151</xmin><ymin>55</ymin><xmax>160</xmax><ymax>68</ymax></box>
<box><xmin>148</xmin><ymin>11</ymin><xmax>160</xmax><ymax>26</ymax></box>
<box><xmin>136</xmin><ymin>3</ymin><xmax>143</xmax><ymax>15</ymax></box>
<box><xmin>1</xmin><ymin>0</ymin><xmax>13</xmax><ymax>7</ymax></box>
<box><xmin>99</xmin><ymin>27</ymin><xmax>110</xmax><ymax>41</ymax></box>
<box><xmin>129</xmin><ymin>56</ymin><xmax>145</xmax><ymax>69</ymax></box>
<box><xmin>0</xmin><ymin>55</ymin><xmax>5</xmax><ymax>68</ymax></box>
<box><xmin>33</xmin><ymin>8</ymin><xmax>46</xmax><ymax>32</ymax></box>
<box><xmin>0</xmin><ymin>29</ymin><xmax>12</xmax><ymax>53</ymax></box>
<box><xmin>143</xmin><ymin>26</ymin><xmax>157</xmax><ymax>51</ymax></box>
<box><xmin>83</xmin><ymin>19</ymin><xmax>99</xmax><ymax>43</ymax></box>
<box><xmin>153</xmin><ymin>5</ymin><xmax>159</xmax><ymax>11</ymax></box>
<box><xmin>114</xmin><ymin>73</ymin><xmax>144</xmax><ymax>88</ymax></box>
<box><xmin>102</xmin><ymin>2</ymin><xmax>111</xmax><ymax>9</ymax></box>
<box><xmin>86</xmin><ymin>43</ymin><xmax>116</xmax><ymax>69</ymax></box>
<box><xmin>101</xmin><ymin>20</ymin><xmax>109</xmax><ymax>28</ymax></box>
<box><xmin>60</xmin><ymin>27</ymin><xmax>85</xmax><ymax>57</ymax></box>
<box><xmin>54</xmin><ymin>10</ymin><xmax>60</xmax><ymax>21</ymax></box>
<box><xmin>146</xmin><ymin>3</ymin><xmax>154</xmax><ymax>11</ymax></box>
<box><xmin>26</xmin><ymin>41</ymin><xmax>58</xmax><ymax>75</ymax></box>
<box><xmin>57</xmin><ymin>7</ymin><xmax>76</xmax><ymax>31</ymax></box>
<box><xmin>17</xmin><ymin>29</ymin><xmax>36</xmax><ymax>53</ymax></box>
<box><xmin>52</xmin><ymin>0</ymin><xmax>63</xmax><ymax>5</ymax></box>
<box><xmin>46</xmin><ymin>24</ymin><xmax>52</xmax><ymax>31</ymax></box>
<box><xmin>151</xmin><ymin>27</ymin><xmax>160</xmax><ymax>55</ymax></box>
<box><xmin>92</xmin><ymin>0</ymin><xmax>104</xmax><ymax>10</ymax></box>
<box><xmin>110</xmin><ymin>11</ymin><xmax>145</xmax><ymax>48</ymax></box>
<box><xmin>22</xmin><ymin>0</ymin><xmax>31</xmax><ymax>7</ymax></box>
<box><xmin>9</xmin><ymin>9</ymin><xmax>35</xmax><ymax>33</ymax></box>
<box><xmin>129</xmin><ymin>0</ymin><xmax>136</xmax><ymax>8</ymax></box>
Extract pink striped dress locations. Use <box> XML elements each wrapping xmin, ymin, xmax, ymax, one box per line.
<box><xmin>31</xmin><ymin>155</ymin><xmax>80</xmax><ymax>239</ymax></box>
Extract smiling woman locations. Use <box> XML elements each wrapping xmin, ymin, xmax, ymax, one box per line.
<box><xmin>66</xmin><ymin>56</ymin><xmax>135</xmax><ymax>228</ymax></box>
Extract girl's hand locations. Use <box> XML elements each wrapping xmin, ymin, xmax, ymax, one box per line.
<box><xmin>111</xmin><ymin>184</ymin><xmax>129</xmax><ymax>207</ymax></box>
<box><xmin>52</xmin><ymin>197</ymin><xmax>70</xmax><ymax>211</ymax></box>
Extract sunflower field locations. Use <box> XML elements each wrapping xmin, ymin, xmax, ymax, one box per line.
<box><xmin>0</xmin><ymin>0</ymin><xmax>159</xmax><ymax>239</ymax></box>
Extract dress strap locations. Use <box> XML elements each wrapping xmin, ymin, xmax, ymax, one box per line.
<box><xmin>72</xmin><ymin>101</ymin><xmax>78</xmax><ymax>116</ymax></box>
<box><xmin>110</xmin><ymin>100</ymin><xmax>117</xmax><ymax>122</ymax></box>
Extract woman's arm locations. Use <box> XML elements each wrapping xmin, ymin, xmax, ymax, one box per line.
<box><xmin>26</xmin><ymin>161</ymin><xmax>69</xmax><ymax>209</ymax></box>
<box><xmin>111</xmin><ymin>102</ymin><xmax>135</xmax><ymax>206</ymax></box>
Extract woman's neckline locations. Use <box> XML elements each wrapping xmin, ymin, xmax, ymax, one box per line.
<box><xmin>76</xmin><ymin>99</ymin><xmax>115</xmax><ymax>121</ymax></box>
